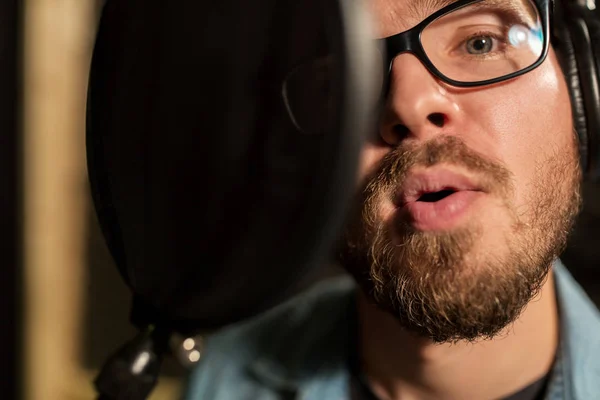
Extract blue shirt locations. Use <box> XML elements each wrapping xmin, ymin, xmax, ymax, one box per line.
<box><xmin>184</xmin><ymin>260</ymin><xmax>600</xmax><ymax>400</ymax></box>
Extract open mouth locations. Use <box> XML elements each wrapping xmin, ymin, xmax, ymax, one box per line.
<box><xmin>417</xmin><ymin>189</ymin><xmax>457</xmax><ymax>203</ymax></box>
<box><xmin>394</xmin><ymin>169</ymin><xmax>485</xmax><ymax>230</ymax></box>
<box><xmin>396</xmin><ymin>169</ymin><xmax>483</xmax><ymax>208</ymax></box>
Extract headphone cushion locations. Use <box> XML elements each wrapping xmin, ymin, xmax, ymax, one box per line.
<box><xmin>554</xmin><ymin>15</ymin><xmax>589</xmax><ymax>173</ymax></box>
<box><xmin>578</xmin><ymin>11</ymin><xmax>600</xmax><ymax>181</ymax></box>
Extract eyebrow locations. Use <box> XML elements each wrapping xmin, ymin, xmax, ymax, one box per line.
<box><xmin>408</xmin><ymin>0</ymin><xmax>538</xmax><ymax>25</ymax></box>
<box><xmin>407</xmin><ymin>0</ymin><xmax>457</xmax><ymax>21</ymax></box>
<box><xmin>467</xmin><ymin>0</ymin><xmax>538</xmax><ymax>25</ymax></box>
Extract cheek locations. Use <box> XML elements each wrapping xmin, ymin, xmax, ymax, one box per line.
<box><xmin>462</xmin><ymin>52</ymin><xmax>574</xmax><ymax>206</ymax></box>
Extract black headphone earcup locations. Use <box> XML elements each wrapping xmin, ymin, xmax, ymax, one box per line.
<box><xmin>554</xmin><ymin>14</ymin><xmax>590</xmax><ymax>175</ymax></box>
<box><xmin>577</xmin><ymin>11</ymin><xmax>600</xmax><ymax>181</ymax></box>
<box><xmin>555</xmin><ymin>3</ymin><xmax>600</xmax><ymax>181</ymax></box>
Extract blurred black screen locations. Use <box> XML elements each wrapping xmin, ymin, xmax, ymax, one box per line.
<box><xmin>0</xmin><ymin>0</ymin><xmax>21</xmax><ymax>398</ymax></box>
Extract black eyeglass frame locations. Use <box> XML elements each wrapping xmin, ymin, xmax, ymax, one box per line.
<box><xmin>378</xmin><ymin>0</ymin><xmax>552</xmax><ymax>88</ymax></box>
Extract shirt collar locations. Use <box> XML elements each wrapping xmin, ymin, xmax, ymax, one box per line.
<box><xmin>248</xmin><ymin>276</ymin><xmax>356</xmax><ymax>393</ymax></box>
<box><xmin>548</xmin><ymin>259</ymin><xmax>600</xmax><ymax>399</ymax></box>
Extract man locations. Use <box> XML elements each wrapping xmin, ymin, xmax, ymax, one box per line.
<box><xmin>185</xmin><ymin>0</ymin><xmax>600</xmax><ymax>398</ymax></box>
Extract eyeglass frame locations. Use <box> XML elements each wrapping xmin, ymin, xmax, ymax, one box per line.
<box><xmin>377</xmin><ymin>0</ymin><xmax>552</xmax><ymax>89</ymax></box>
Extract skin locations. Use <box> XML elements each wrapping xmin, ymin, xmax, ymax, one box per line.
<box><xmin>344</xmin><ymin>0</ymin><xmax>580</xmax><ymax>399</ymax></box>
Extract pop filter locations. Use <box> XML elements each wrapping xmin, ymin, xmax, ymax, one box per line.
<box><xmin>87</xmin><ymin>0</ymin><xmax>380</xmax><ymax>397</ymax></box>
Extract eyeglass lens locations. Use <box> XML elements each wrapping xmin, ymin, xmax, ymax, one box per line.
<box><xmin>421</xmin><ymin>0</ymin><xmax>543</xmax><ymax>83</ymax></box>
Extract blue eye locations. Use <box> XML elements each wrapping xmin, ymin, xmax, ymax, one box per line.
<box><xmin>466</xmin><ymin>36</ymin><xmax>494</xmax><ymax>54</ymax></box>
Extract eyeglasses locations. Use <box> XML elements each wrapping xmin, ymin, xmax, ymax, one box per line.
<box><xmin>282</xmin><ymin>0</ymin><xmax>550</xmax><ymax>135</ymax></box>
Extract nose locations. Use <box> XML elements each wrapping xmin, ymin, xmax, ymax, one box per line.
<box><xmin>379</xmin><ymin>53</ymin><xmax>462</xmax><ymax>146</ymax></box>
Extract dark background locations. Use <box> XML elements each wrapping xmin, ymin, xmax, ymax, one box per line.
<box><xmin>561</xmin><ymin>182</ymin><xmax>600</xmax><ymax>306</ymax></box>
<box><xmin>1</xmin><ymin>0</ymin><xmax>21</xmax><ymax>398</ymax></box>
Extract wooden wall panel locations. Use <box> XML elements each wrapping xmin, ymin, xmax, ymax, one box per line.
<box><xmin>21</xmin><ymin>1</ymin><xmax>182</xmax><ymax>398</ymax></box>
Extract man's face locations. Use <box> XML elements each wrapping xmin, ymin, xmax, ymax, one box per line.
<box><xmin>339</xmin><ymin>0</ymin><xmax>582</xmax><ymax>343</ymax></box>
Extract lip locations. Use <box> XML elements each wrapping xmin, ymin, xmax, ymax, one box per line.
<box><xmin>395</xmin><ymin>169</ymin><xmax>485</xmax><ymax>231</ymax></box>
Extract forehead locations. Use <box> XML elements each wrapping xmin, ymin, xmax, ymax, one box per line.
<box><xmin>370</xmin><ymin>0</ymin><xmax>537</xmax><ymax>37</ymax></box>
<box><xmin>370</xmin><ymin>0</ymin><xmax>456</xmax><ymax>36</ymax></box>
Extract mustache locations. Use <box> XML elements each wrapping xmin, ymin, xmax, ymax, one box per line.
<box><xmin>365</xmin><ymin>136</ymin><xmax>514</xmax><ymax>196</ymax></box>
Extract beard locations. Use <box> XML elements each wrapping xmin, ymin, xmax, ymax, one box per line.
<box><xmin>338</xmin><ymin>135</ymin><xmax>582</xmax><ymax>344</ymax></box>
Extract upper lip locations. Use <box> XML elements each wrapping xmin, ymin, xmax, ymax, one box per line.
<box><xmin>395</xmin><ymin>168</ymin><xmax>482</xmax><ymax>207</ymax></box>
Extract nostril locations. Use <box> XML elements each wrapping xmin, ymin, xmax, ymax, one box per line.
<box><xmin>428</xmin><ymin>113</ymin><xmax>446</xmax><ymax>127</ymax></box>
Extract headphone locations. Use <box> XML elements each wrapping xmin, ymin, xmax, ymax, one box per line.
<box><xmin>553</xmin><ymin>0</ymin><xmax>600</xmax><ymax>182</ymax></box>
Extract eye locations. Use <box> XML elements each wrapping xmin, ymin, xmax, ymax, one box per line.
<box><xmin>465</xmin><ymin>36</ymin><xmax>494</xmax><ymax>54</ymax></box>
